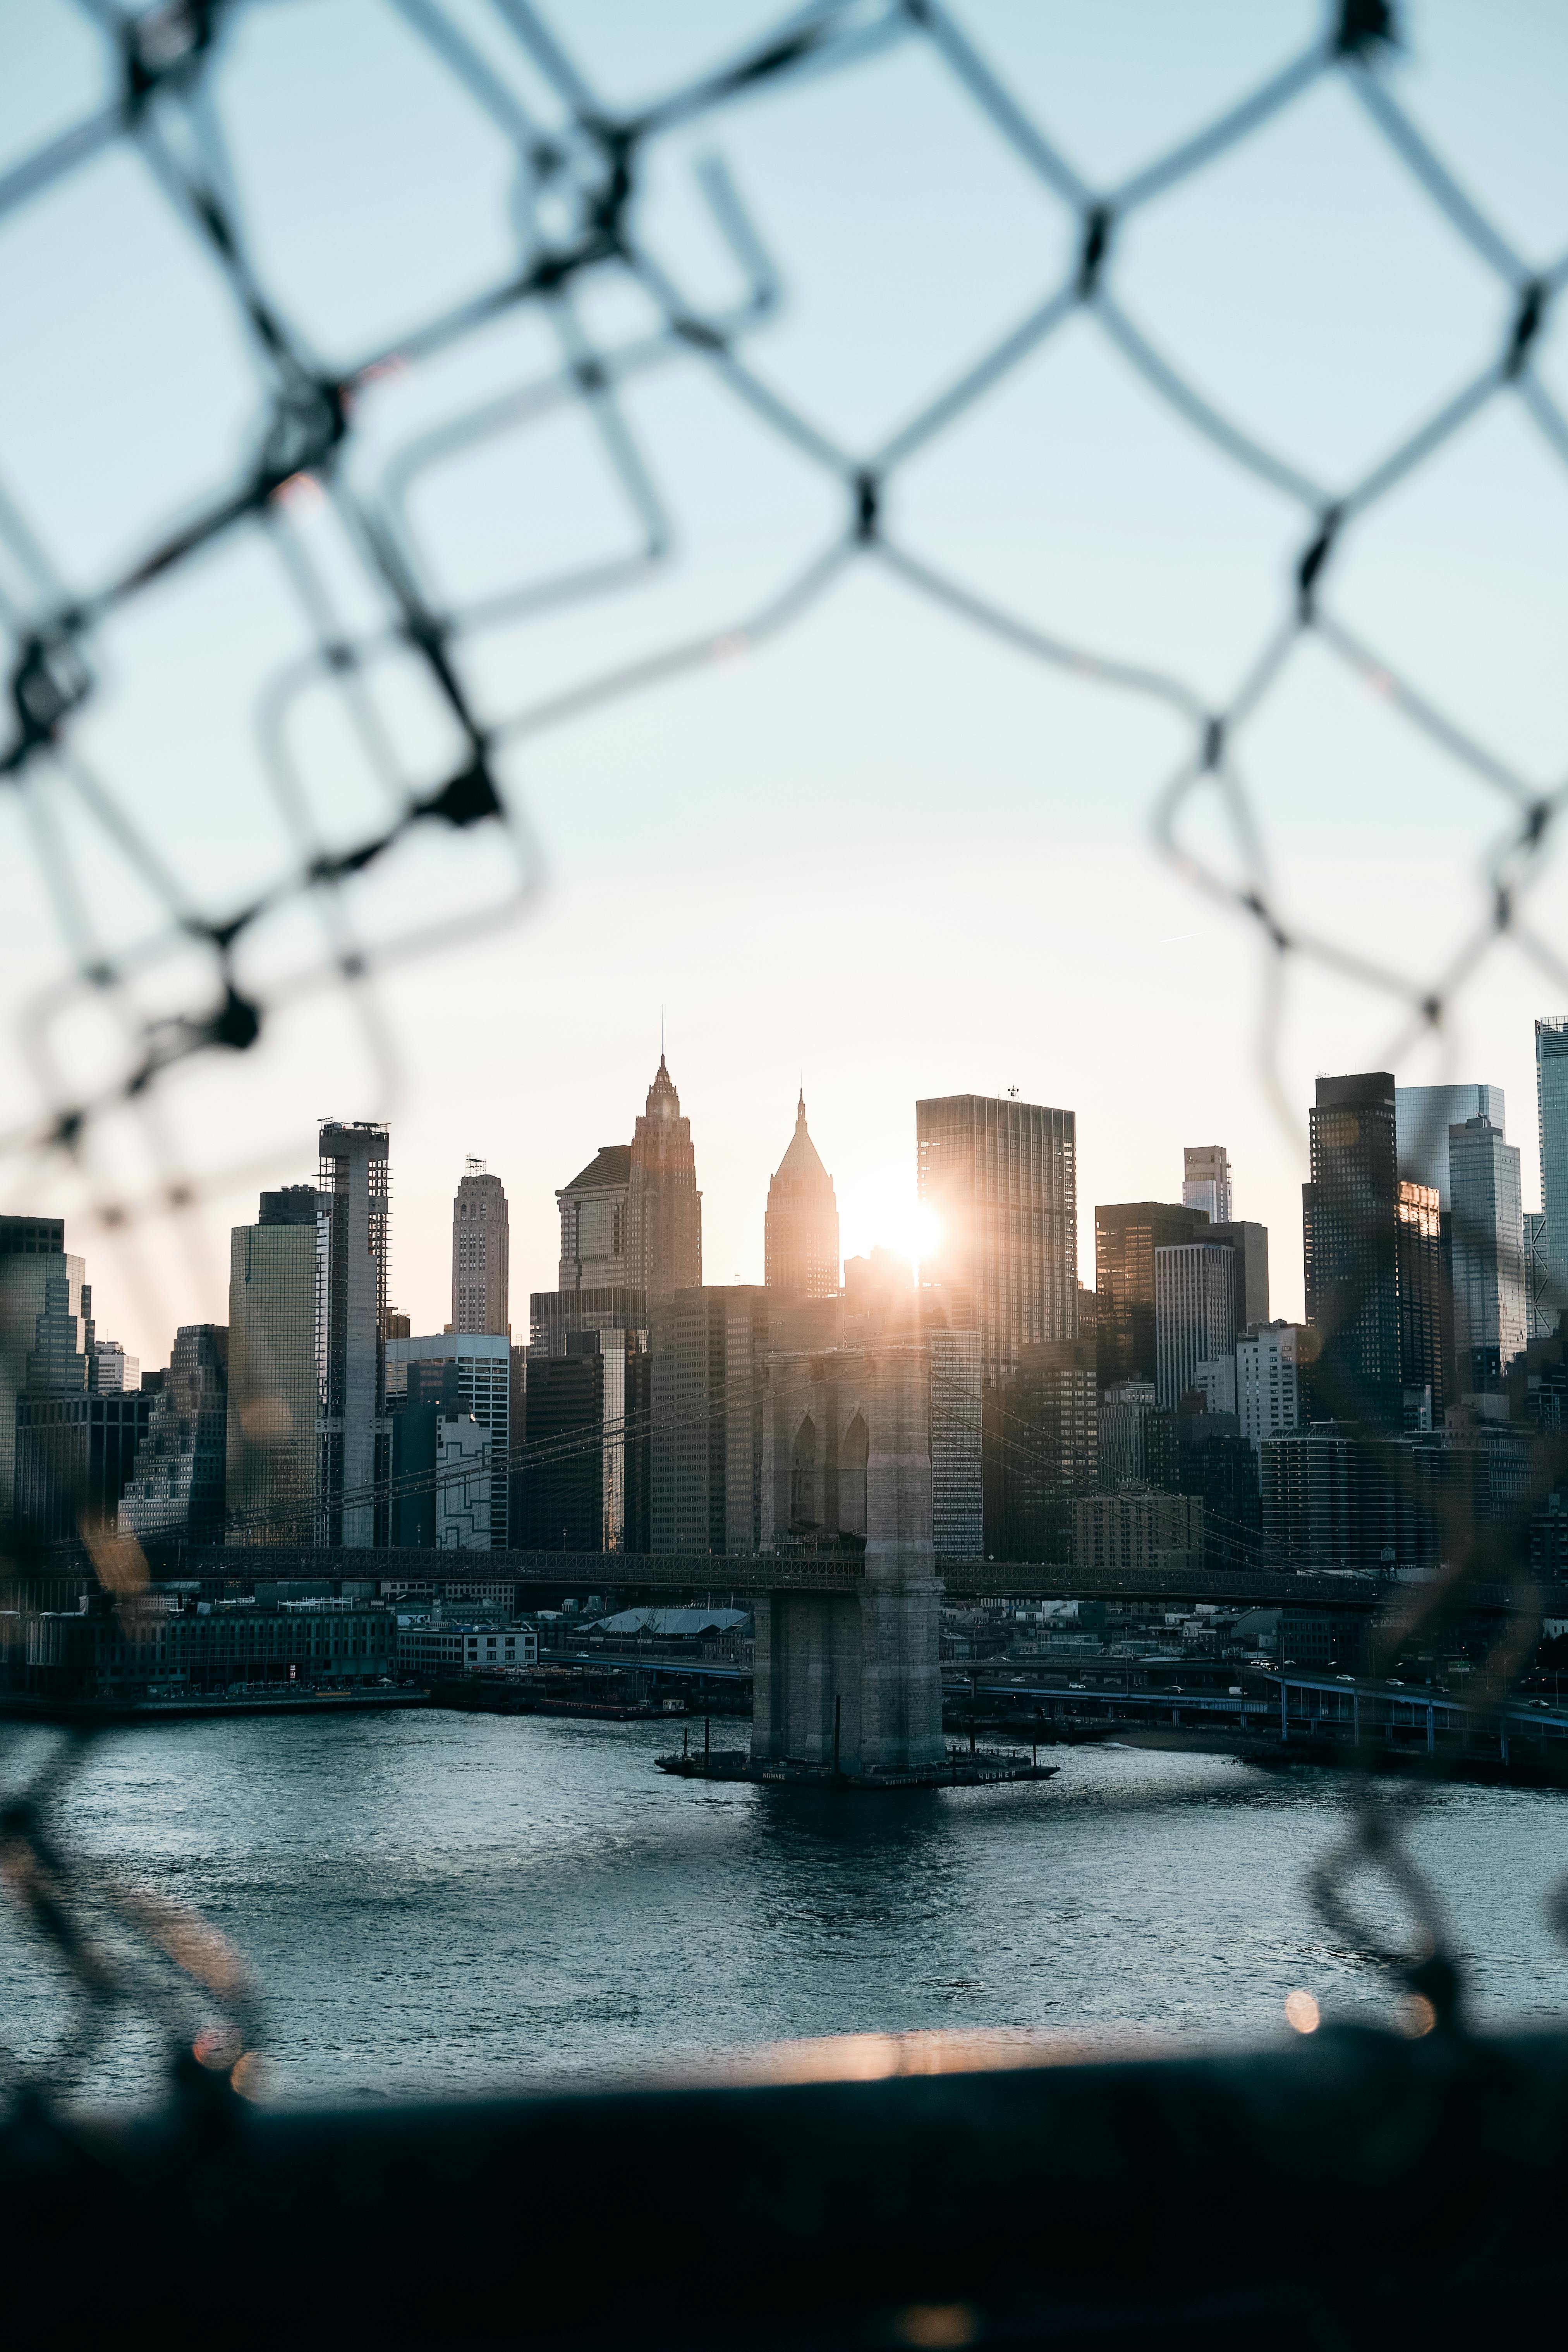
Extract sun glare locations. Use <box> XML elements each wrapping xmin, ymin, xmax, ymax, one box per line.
<box><xmin>842</xmin><ymin>1182</ymin><xmax>942</xmax><ymax>1278</ymax></box>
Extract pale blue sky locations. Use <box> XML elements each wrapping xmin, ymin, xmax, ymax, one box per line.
<box><xmin>2</xmin><ymin>1</ymin><xmax>1566</xmax><ymax>1359</ymax></box>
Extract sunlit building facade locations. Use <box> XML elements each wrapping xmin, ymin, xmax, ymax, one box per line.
<box><xmin>917</xmin><ymin>1094</ymin><xmax>1077</xmax><ymax>1385</ymax></box>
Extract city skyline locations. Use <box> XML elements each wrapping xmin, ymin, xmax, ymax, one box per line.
<box><xmin>16</xmin><ymin>995</ymin><xmax>1565</xmax><ymax>1381</ymax></box>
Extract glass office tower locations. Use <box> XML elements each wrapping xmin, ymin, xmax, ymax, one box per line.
<box><xmin>1538</xmin><ymin>1019</ymin><xmax>1568</xmax><ymax>1324</ymax></box>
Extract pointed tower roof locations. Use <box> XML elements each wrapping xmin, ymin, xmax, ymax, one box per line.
<box><xmin>773</xmin><ymin>1092</ymin><xmax>831</xmax><ymax>1188</ymax></box>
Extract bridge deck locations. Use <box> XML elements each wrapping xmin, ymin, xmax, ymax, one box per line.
<box><xmin>18</xmin><ymin>1544</ymin><xmax>1541</xmax><ymax>1615</ymax></box>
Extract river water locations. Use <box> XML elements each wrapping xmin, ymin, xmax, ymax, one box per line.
<box><xmin>7</xmin><ymin>1711</ymin><xmax>1568</xmax><ymax>2103</ymax></box>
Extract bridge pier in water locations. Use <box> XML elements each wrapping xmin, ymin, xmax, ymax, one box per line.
<box><xmin>750</xmin><ymin>1339</ymin><xmax>946</xmax><ymax>1780</ymax></box>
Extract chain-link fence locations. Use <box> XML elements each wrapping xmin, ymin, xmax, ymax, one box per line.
<box><xmin>3</xmin><ymin>0</ymin><xmax>1568</xmax><ymax>2108</ymax></box>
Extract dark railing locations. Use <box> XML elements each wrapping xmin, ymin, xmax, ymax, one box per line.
<box><xmin>8</xmin><ymin>2026</ymin><xmax>1568</xmax><ymax>2342</ymax></box>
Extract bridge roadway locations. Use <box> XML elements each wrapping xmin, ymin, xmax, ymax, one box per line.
<box><xmin>94</xmin><ymin>1542</ymin><xmax>1544</xmax><ymax>1616</ymax></box>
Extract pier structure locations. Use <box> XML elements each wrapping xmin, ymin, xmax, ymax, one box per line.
<box><xmin>750</xmin><ymin>1338</ymin><xmax>945</xmax><ymax>1780</ymax></box>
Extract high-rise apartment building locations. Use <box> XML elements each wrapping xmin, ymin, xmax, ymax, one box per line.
<box><xmin>1237</xmin><ymin>1322</ymin><xmax>1303</xmax><ymax>1453</ymax></box>
<box><xmin>1448</xmin><ymin>1115</ymin><xmax>1525</xmax><ymax>1392</ymax></box>
<box><xmin>451</xmin><ymin>1158</ymin><xmax>509</xmax><ymax>1336</ymax></box>
<box><xmin>1395</xmin><ymin>1180</ymin><xmax>1445</xmax><ymax>1423</ymax></box>
<box><xmin>764</xmin><ymin>1094</ymin><xmax>840</xmax><ymax>1299</ymax></box>
<box><xmin>627</xmin><ymin>1056</ymin><xmax>702</xmax><ymax>1304</ymax></box>
<box><xmin>1537</xmin><ymin>1018</ymin><xmax>1568</xmax><ymax>1321</ymax></box>
<box><xmin>1302</xmin><ymin>1071</ymin><xmax>1401</xmax><ymax>1429</ymax></box>
<box><xmin>1182</xmin><ymin>1145</ymin><xmax>1232</xmax><ymax>1226</ymax></box>
<box><xmin>226</xmin><ymin>1186</ymin><xmax>321</xmax><ymax>1545</ymax></box>
<box><xmin>1094</xmin><ymin>1202</ymin><xmax>1211</xmax><ymax>1391</ymax></box>
<box><xmin>557</xmin><ymin>1145</ymin><xmax>631</xmax><ymax>1291</ymax></box>
<box><xmin>119</xmin><ymin>1325</ymin><xmax>228</xmax><ymax>1544</ymax></box>
<box><xmin>1396</xmin><ymin>1083</ymin><xmax>1505</xmax><ymax>1209</ymax></box>
<box><xmin>1154</xmin><ymin>1242</ymin><xmax>1242</xmax><ymax>1410</ymax></box>
<box><xmin>917</xmin><ymin>1095</ymin><xmax>1077</xmax><ymax>1384</ymax></box>
<box><xmin>317</xmin><ymin>1121</ymin><xmax>390</xmax><ymax>1548</ymax></box>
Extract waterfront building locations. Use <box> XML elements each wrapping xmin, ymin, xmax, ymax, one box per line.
<box><xmin>395</xmin><ymin>1618</ymin><xmax>539</xmax><ymax>1679</ymax></box>
<box><xmin>1097</xmin><ymin>1378</ymin><xmax>1157</xmax><ymax>1487</ymax></box>
<box><xmin>1395</xmin><ymin>1179</ymin><xmax>1446</xmax><ymax>1425</ymax></box>
<box><xmin>1448</xmin><ymin>1116</ymin><xmax>1526</xmax><ymax>1393</ymax></box>
<box><xmin>41</xmin><ymin>1598</ymin><xmax>398</xmax><ymax>1697</ymax></box>
<box><xmin>1537</xmin><ymin>1018</ymin><xmax>1568</xmax><ymax>1324</ymax></box>
<box><xmin>225</xmin><ymin>1186</ymin><xmax>321</xmax><ymax>1546</ymax></box>
<box><xmin>1182</xmin><ymin>1145</ymin><xmax>1232</xmax><ymax>1226</ymax></box>
<box><xmin>118</xmin><ymin>1324</ymin><xmax>228</xmax><ymax>1545</ymax></box>
<box><xmin>1094</xmin><ymin>1202</ymin><xmax>1210</xmax><ymax>1390</ymax></box>
<box><xmin>451</xmin><ymin>1158</ymin><xmax>509</xmax><ymax>1336</ymax></box>
<box><xmin>1074</xmin><ymin>1488</ymin><xmax>1203</xmax><ymax>1578</ymax></box>
<box><xmin>627</xmin><ymin>1056</ymin><xmax>702</xmax><ymax>1303</ymax></box>
<box><xmin>917</xmin><ymin>1094</ymin><xmax>1077</xmax><ymax>1384</ymax></box>
<box><xmin>1194</xmin><ymin>1356</ymin><xmax>1236</xmax><ymax>1417</ymax></box>
<box><xmin>1144</xmin><ymin>1403</ymin><xmax>1261</xmax><ymax>1574</ymax></box>
<box><xmin>1154</xmin><ymin>1242</ymin><xmax>1240</xmax><ymax>1411</ymax></box>
<box><xmin>764</xmin><ymin>1094</ymin><xmax>840</xmax><ymax>1299</ymax></box>
<box><xmin>1237</xmin><ymin>1322</ymin><xmax>1304</xmax><ymax>1453</ymax></box>
<box><xmin>386</xmin><ymin>1332</ymin><xmax>512</xmax><ymax>1546</ymax></box>
<box><xmin>1396</xmin><ymin>1083</ymin><xmax>1506</xmax><ymax>1209</ymax></box>
<box><xmin>1302</xmin><ymin>1071</ymin><xmax>1402</xmax><ymax>1429</ymax></box>
<box><xmin>556</xmin><ymin>1145</ymin><xmax>632</xmax><ymax>1292</ymax></box>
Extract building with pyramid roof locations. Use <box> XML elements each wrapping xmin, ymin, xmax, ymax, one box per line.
<box><xmin>627</xmin><ymin>1055</ymin><xmax>702</xmax><ymax>1303</ymax></box>
<box><xmin>764</xmin><ymin>1094</ymin><xmax>840</xmax><ymax>1300</ymax></box>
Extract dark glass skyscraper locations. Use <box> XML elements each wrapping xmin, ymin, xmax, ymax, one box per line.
<box><xmin>1303</xmin><ymin>1071</ymin><xmax>1401</xmax><ymax>1428</ymax></box>
<box><xmin>1094</xmin><ymin>1202</ymin><xmax>1210</xmax><ymax>1390</ymax></box>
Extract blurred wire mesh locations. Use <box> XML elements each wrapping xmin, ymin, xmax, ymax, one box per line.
<box><xmin>2</xmin><ymin>0</ymin><xmax>1568</xmax><ymax>2094</ymax></box>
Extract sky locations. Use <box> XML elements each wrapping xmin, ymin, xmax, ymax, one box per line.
<box><xmin>2</xmin><ymin>0</ymin><xmax>1567</xmax><ymax>1366</ymax></box>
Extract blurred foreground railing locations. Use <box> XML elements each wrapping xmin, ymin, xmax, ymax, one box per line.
<box><xmin>7</xmin><ymin>2024</ymin><xmax>1568</xmax><ymax>2345</ymax></box>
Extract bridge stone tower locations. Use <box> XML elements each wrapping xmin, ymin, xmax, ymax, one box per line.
<box><xmin>752</xmin><ymin>1338</ymin><xmax>944</xmax><ymax>1777</ymax></box>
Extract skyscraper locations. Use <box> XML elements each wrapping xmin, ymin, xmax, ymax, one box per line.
<box><xmin>0</xmin><ymin>1217</ymin><xmax>74</xmax><ymax>1531</ymax></box>
<box><xmin>1302</xmin><ymin>1071</ymin><xmax>1401</xmax><ymax>1428</ymax></box>
<box><xmin>1395</xmin><ymin>1179</ymin><xmax>1444</xmax><ymax>1423</ymax></box>
<box><xmin>916</xmin><ymin>1095</ymin><xmax>1077</xmax><ymax>1384</ymax></box>
<box><xmin>556</xmin><ymin>1145</ymin><xmax>632</xmax><ymax>1293</ymax></box>
<box><xmin>1448</xmin><ymin>1115</ymin><xmax>1525</xmax><ymax>1392</ymax></box>
<box><xmin>1094</xmin><ymin>1202</ymin><xmax>1211</xmax><ymax>1390</ymax></box>
<box><xmin>12</xmin><ymin>1269</ymin><xmax>150</xmax><ymax>1545</ymax></box>
<box><xmin>1182</xmin><ymin>1145</ymin><xmax>1232</xmax><ymax>1226</ymax></box>
<box><xmin>226</xmin><ymin>1186</ymin><xmax>321</xmax><ymax>1545</ymax></box>
<box><xmin>119</xmin><ymin>1325</ymin><xmax>228</xmax><ymax>1544</ymax></box>
<box><xmin>627</xmin><ymin>1055</ymin><xmax>702</xmax><ymax>1302</ymax></box>
<box><xmin>451</xmin><ymin>1157</ymin><xmax>509</xmax><ymax>1336</ymax></box>
<box><xmin>764</xmin><ymin>1094</ymin><xmax>840</xmax><ymax>1299</ymax></box>
<box><xmin>1154</xmin><ymin>1242</ymin><xmax>1241</xmax><ymax>1410</ymax></box>
<box><xmin>1538</xmin><ymin>1018</ymin><xmax>1568</xmax><ymax>1320</ymax></box>
<box><xmin>317</xmin><ymin>1121</ymin><xmax>390</xmax><ymax>1548</ymax></box>
<box><xmin>1396</xmin><ymin>1082</ymin><xmax>1505</xmax><ymax>1208</ymax></box>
